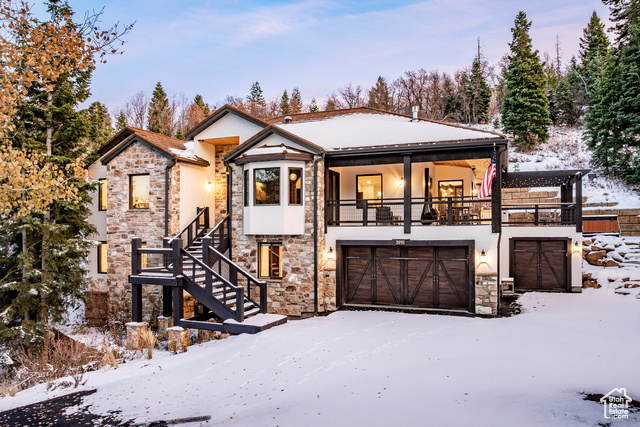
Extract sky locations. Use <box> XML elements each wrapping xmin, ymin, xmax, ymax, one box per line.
<box><xmin>56</xmin><ymin>0</ymin><xmax>612</xmax><ymax>114</ymax></box>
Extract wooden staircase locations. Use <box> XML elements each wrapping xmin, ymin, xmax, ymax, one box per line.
<box><xmin>129</xmin><ymin>208</ymin><xmax>286</xmax><ymax>334</ymax></box>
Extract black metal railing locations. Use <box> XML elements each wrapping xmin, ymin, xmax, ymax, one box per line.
<box><xmin>326</xmin><ymin>196</ymin><xmax>492</xmax><ymax>226</ymax></box>
<box><xmin>131</xmin><ymin>237</ymin><xmax>247</xmax><ymax>322</ymax></box>
<box><xmin>204</xmin><ymin>214</ymin><xmax>230</xmax><ymax>254</ymax></box>
<box><xmin>172</xmin><ymin>206</ymin><xmax>210</xmax><ymax>250</ymax></box>
<box><xmin>501</xmin><ymin>203</ymin><xmax>576</xmax><ymax>226</ymax></box>
<box><xmin>202</xmin><ymin>236</ymin><xmax>267</xmax><ymax>314</ymax></box>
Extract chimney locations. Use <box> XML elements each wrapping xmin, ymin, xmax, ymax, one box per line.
<box><xmin>284</xmin><ymin>116</ymin><xmax>293</xmax><ymax>123</ymax></box>
<box><xmin>411</xmin><ymin>106</ymin><xmax>419</xmax><ymax>122</ymax></box>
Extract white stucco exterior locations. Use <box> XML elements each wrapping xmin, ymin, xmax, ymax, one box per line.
<box><xmin>87</xmin><ymin>161</ymin><xmax>107</xmax><ymax>288</ymax></box>
<box><xmin>191</xmin><ymin>112</ymin><xmax>264</xmax><ymax>147</ymax></box>
<box><xmin>242</xmin><ymin>160</ymin><xmax>306</xmax><ymax>235</ymax></box>
<box><xmin>179</xmin><ymin>162</ymin><xmax>216</xmax><ymax>229</ymax></box>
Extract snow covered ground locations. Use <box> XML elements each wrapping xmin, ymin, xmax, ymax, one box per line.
<box><xmin>1</xmin><ymin>289</ymin><xmax>638</xmax><ymax>426</ymax></box>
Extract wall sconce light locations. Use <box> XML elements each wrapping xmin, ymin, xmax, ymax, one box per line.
<box><xmin>480</xmin><ymin>249</ymin><xmax>487</xmax><ymax>264</ymax></box>
<box><xmin>397</xmin><ymin>177</ymin><xmax>405</xmax><ymax>187</ymax></box>
<box><xmin>573</xmin><ymin>241</ymin><xmax>580</xmax><ymax>253</ymax></box>
<box><xmin>327</xmin><ymin>247</ymin><xmax>335</xmax><ymax>259</ymax></box>
<box><xmin>206</xmin><ymin>181</ymin><xmax>214</xmax><ymax>190</ymax></box>
<box><xmin>289</xmin><ymin>172</ymin><xmax>298</xmax><ymax>181</ymax></box>
<box><xmin>326</xmin><ymin>247</ymin><xmax>336</xmax><ymax>270</ymax></box>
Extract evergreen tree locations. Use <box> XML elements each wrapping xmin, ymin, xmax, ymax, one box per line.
<box><xmin>85</xmin><ymin>102</ymin><xmax>113</xmax><ymax>152</ymax></box>
<box><xmin>308</xmin><ymin>97</ymin><xmax>319</xmax><ymax>113</ymax></box>
<box><xmin>501</xmin><ymin>11</ymin><xmax>551</xmax><ymax>146</ymax></box>
<box><xmin>584</xmin><ymin>51</ymin><xmax>619</xmax><ymax>171</ymax></box>
<box><xmin>468</xmin><ymin>54</ymin><xmax>491</xmax><ymax>123</ymax></box>
<box><xmin>246</xmin><ymin>82</ymin><xmax>266</xmax><ymax>118</ymax></box>
<box><xmin>579</xmin><ymin>12</ymin><xmax>610</xmax><ymax>96</ymax></box>
<box><xmin>290</xmin><ymin>87</ymin><xmax>303</xmax><ymax>114</ymax></box>
<box><xmin>3</xmin><ymin>68</ymin><xmax>96</xmax><ymax>342</ymax></box>
<box><xmin>585</xmin><ymin>0</ymin><xmax>640</xmax><ymax>183</ymax></box>
<box><xmin>175</xmin><ymin>128</ymin><xmax>185</xmax><ymax>140</ymax></box>
<box><xmin>324</xmin><ymin>98</ymin><xmax>337</xmax><ymax>111</ymax></box>
<box><xmin>367</xmin><ymin>76</ymin><xmax>391</xmax><ymax>110</ymax></box>
<box><xmin>193</xmin><ymin>94</ymin><xmax>210</xmax><ymax>116</ymax></box>
<box><xmin>147</xmin><ymin>82</ymin><xmax>169</xmax><ymax>134</ymax></box>
<box><xmin>115</xmin><ymin>111</ymin><xmax>127</xmax><ymax>130</ymax></box>
<box><xmin>280</xmin><ymin>90</ymin><xmax>290</xmax><ymax>115</ymax></box>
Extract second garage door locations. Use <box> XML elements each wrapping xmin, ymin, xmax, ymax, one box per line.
<box><xmin>344</xmin><ymin>244</ymin><xmax>472</xmax><ymax>311</ymax></box>
<box><xmin>510</xmin><ymin>238</ymin><xmax>569</xmax><ymax>292</ymax></box>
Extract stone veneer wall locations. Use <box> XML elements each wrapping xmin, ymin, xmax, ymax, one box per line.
<box><xmin>230</xmin><ymin>158</ymin><xmax>336</xmax><ymax>316</ymax></box>
<box><xmin>475</xmin><ymin>273</ymin><xmax>498</xmax><ymax>315</ymax></box>
<box><xmin>105</xmin><ymin>142</ymin><xmax>181</xmax><ymax>325</ymax></box>
<box><xmin>213</xmin><ymin>145</ymin><xmax>236</xmax><ymax>225</ymax></box>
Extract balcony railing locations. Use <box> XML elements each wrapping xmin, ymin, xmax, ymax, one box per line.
<box><xmin>501</xmin><ymin>203</ymin><xmax>576</xmax><ymax>226</ymax></box>
<box><xmin>326</xmin><ymin>196</ymin><xmax>492</xmax><ymax>227</ymax></box>
<box><xmin>326</xmin><ymin>198</ymin><xmax>577</xmax><ymax>228</ymax></box>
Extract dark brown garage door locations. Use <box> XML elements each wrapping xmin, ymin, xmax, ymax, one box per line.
<box><xmin>511</xmin><ymin>239</ymin><xmax>569</xmax><ymax>291</ymax></box>
<box><xmin>344</xmin><ymin>245</ymin><xmax>472</xmax><ymax>311</ymax></box>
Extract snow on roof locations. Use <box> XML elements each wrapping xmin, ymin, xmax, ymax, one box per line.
<box><xmin>243</xmin><ymin>144</ymin><xmax>307</xmax><ymax>156</ymax></box>
<box><xmin>277</xmin><ymin>113</ymin><xmax>503</xmax><ymax>151</ymax></box>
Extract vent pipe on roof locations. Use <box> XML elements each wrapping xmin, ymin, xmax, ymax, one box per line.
<box><xmin>284</xmin><ymin>116</ymin><xmax>293</xmax><ymax>123</ymax></box>
<box><xmin>411</xmin><ymin>106</ymin><xmax>419</xmax><ymax>122</ymax></box>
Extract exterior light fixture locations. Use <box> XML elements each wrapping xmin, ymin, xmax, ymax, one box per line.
<box><xmin>326</xmin><ymin>246</ymin><xmax>336</xmax><ymax>270</ymax></box>
<box><xmin>327</xmin><ymin>247</ymin><xmax>335</xmax><ymax>259</ymax></box>
<box><xmin>398</xmin><ymin>177</ymin><xmax>405</xmax><ymax>187</ymax></box>
<box><xmin>480</xmin><ymin>249</ymin><xmax>487</xmax><ymax>264</ymax></box>
<box><xmin>573</xmin><ymin>241</ymin><xmax>580</xmax><ymax>253</ymax></box>
<box><xmin>207</xmin><ymin>181</ymin><xmax>214</xmax><ymax>190</ymax></box>
<box><xmin>290</xmin><ymin>172</ymin><xmax>298</xmax><ymax>181</ymax></box>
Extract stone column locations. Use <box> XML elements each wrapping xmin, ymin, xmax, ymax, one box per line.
<box><xmin>475</xmin><ymin>273</ymin><xmax>498</xmax><ymax>316</ymax></box>
<box><xmin>126</xmin><ymin>321</ymin><xmax>149</xmax><ymax>350</ymax></box>
<box><xmin>167</xmin><ymin>326</ymin><xmax>190</xmax><ymax>353</ymax></box>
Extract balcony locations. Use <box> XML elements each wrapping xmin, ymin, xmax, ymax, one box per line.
<box><xmin>326</xmin><ymin>197</ymin><xmax>578</xmax><ymax>228</ymax></box>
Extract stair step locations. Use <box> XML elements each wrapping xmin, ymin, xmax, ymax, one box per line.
<box><xmin>245</xmin><ymin>307</ymin><xmax>260</xmax><ymax>317</ymax></box>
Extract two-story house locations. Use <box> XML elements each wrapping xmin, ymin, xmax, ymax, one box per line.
<box><xmin>88</xmin><ymin>105</ymin><xmax>586</xmax><ymax>332</ymax></box>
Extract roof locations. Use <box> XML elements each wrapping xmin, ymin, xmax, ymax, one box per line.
<box><xmin>274</xmin><ymin>110</ymin><xmax>505</xmax><ymax>152</ymax></box>
<box><xmin>99</xmin><ymin>127</ymin><xmax>209</xmax><ymax>166</ymax></box>
<box><xmin>224</xmin><ymin>125</ymin><xmax>324</xmax><ymax>164</ymax></box>
<box><xmin>184</xmin><ymin>104</ymin><xmax>269</xmax><ymax>140</ymax></box>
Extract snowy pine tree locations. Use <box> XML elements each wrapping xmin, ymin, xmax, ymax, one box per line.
<box><xmin>501</xmin><ymin>11</ymin><xmax>551</xmax><ymax>146</ymax></box>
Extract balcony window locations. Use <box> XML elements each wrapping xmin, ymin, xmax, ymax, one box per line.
<box><xmin>130</xmin><ymin>174</ymin><xmax>150</xmax><ymax>209</ymax></box>
<box><xmin>98</xmin><ymin>178</ymin><xmax>107</xmax><ymax>211</ymax></box>
<box><xmin>438</xmin><ymin>180</ymin><xmax>463</xmax><ymax>199</ymax></box>
<box><xmin>254</xmin><ymin>167</ymin><xmax>280</xmax><ymax>205</ymax></box>
<box><xmin>258</xmin><ymin>243</ymin><xmax>282</xmax><ymax>279</ymax></box>
<box><xmin>98</xmin><ymin>242</ymin><xmax>107</xmax><ymax>274</ymax></box>
<box><xmin>356</xmin><ymin>174</ymin><xmax>382</xmax><ymax>208</ymax></box>
<box><xmin>289</xmin><ymin>168</ymin><xmax>303</xmax><ymax>205</ymax></box>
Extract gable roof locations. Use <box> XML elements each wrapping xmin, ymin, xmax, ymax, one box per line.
<box><xmin>275</xmin><ymin>110</ymin><xmax>505</xmax><ymax>152</ymax></box>
<box><xmin>98</xmin><ymin>126</ymin><xmax>209</xmax><ymax>166</ymax></box>
<box><xmin>266</xmin><ymin>106</ymin><xmax>410</xmax><ymax>124</ymax></box>
<box><xmin>184</xmin><ymin>104</ymin><xmax>270</xmax><ymax>141</ymax></box>
<box><xmin>223</xmin><ymin>125</ymin><xmax>325</xmax><ymax>164</ymax></box>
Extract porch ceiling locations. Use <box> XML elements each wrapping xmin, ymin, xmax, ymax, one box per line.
<box><xmin>432</xmin><ymin>159</ymin><xmax>491</xmax><ymax>181</ymax></box>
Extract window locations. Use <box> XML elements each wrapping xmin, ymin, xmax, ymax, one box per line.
<box><xmin>98</xmin><ymin>178</ymin><xmax>107</xmax><ymax>211</ymax></box>
<box><xmin>141</xmin><ymin>242</ymin><xmax>148</xmax><ymax>269</ymax></box>
<box><xmin>130</xmin><ymin>174</ymin><xmax>150</xmax><ymax>209</ymax></box>
<box><xmin>258</xmin><ymin>243</ymin><xmax>282</xmax><ymax>279</ymax></box>
<box><xmin>244</xmin><ymin>169</ymin><xmax>249</xmax><ymax>207</ymax></box>
<box><xmin>288</xmin><ymin>168</ymin><xmax>303</xmax><ymax>205</ymax></box>
<box><xmin>254</xmin><ymin>167</ymin><xmax>280</xmax><ymax>205</ymax></box>
<box><xmin>98</xmin><ymin>242</ymin><xmax>107</xmax><ymax>274</ymax></box>
<box><xmin>438</xmin><ymin>180</ymin><xmax>463</xmax><ymax>199</ymax></box>
<box><xmin>356</xmin><ymin>174</ymin><xmax>382</xmax><ymax>207</ymax></box>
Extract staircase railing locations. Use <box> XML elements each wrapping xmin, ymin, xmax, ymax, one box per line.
<box><xmin>202</xmin><ymin>236</ymin><xmax>267</xmax><ymax>314</ymax></box>
<box><xmin>179</xmin><ymin>246</ymin><xmax>244</xmax><ymax>321</ymax></box>
<box><xmin>204</xmin><ymin>214</ymin><xmax>230</xmax><ymax>254</ymax></box>
<box><xmin>171</xmin><ymin>206</ymin><xmax>210</xmax><ymax>250</ymax></box>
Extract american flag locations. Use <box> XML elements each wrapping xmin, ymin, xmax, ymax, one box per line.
<box><xmin>477</xmin><ymin>157</ymin><xmax>496</xmax><ymax>200</ymax></box>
